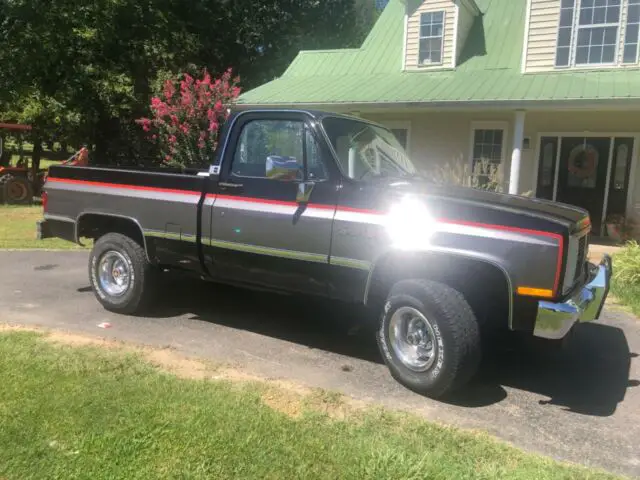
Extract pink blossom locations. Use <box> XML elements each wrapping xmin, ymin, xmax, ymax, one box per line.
<box><xmin>163</xmin><ymin>81</ymin><xmax>176</xmax><ymax>100</ymax></box>
<box><xmin>138</xmin><ymin>68</ymin><xmax>241</xmax><ymax>167</ymax></box>
<box><xmin>151</xmin><ymin>97</ymin><xmax>169</xmax><ymax>116</ymax></box>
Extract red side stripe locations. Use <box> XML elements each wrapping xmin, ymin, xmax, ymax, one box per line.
<box><xmin>435</xmin><ymin>219</ymin><xmax>564</xmax><ymax>295</ymax></box>
<box><xmin>47</xmin><ymin>177</ymin><xmax>201</xmax><ymax>196</ymax></box>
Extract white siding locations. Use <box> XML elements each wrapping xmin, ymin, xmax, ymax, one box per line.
<box><xmin>523</xmin><ymin>0</ymin><xmax>561</xmax><ymax>73</ymax></box>
<box><xmin>405</xmin><ymin>0</ymin><xmax>457</xmax><ymax>70</ymax></box>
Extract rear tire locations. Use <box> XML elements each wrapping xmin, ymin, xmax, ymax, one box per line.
<box><xmin>377</xmin><ymin>279</ymin><xmax>481</xmax><ymax>398</ymax></box>
<box><xmin>89</xmin><ymin>232</ymin><xmax>157</xmax><ymax>315</ymax></box>
<box><xmin>2</xmin><ymin>175</ymin><xmax>33</xmax><ymax>204</ymax></box>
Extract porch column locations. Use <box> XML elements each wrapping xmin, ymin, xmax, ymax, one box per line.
<box><xmin>508</xmin><ymin>110</ymin><xmax>526</xmax><ymax>195</ymax></box>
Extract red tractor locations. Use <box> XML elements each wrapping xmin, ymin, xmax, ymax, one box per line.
<box><xmin>0</xmin><ymin>123</ymin><xmax>47</xmax><ymax>204</ymax></box>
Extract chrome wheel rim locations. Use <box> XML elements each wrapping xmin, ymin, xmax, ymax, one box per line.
<box><xmin>98</xmin><ymin>251</ymin><xmax>131</xmax><ymax>297</ymax></box>
<box><xmin>389</xmin><ymin>306</ymin><xmax>438</xmax><ymax>372</ymax></box>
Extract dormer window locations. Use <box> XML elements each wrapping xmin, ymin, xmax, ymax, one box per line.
<box><xmin>418</xmin><ymin>11</ymin><xmax>445</xmax><ymax>65</ymax></box>
<box><xmin>554</xmin><ymin>0</ymin><xmax>638</xmax><ymax>68</ymax></box>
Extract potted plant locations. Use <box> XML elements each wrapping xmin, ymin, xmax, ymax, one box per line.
<box><xmin>605</xmin><ymin>214</ymin><xmax>627</xmax><ymax>242</ymax></box>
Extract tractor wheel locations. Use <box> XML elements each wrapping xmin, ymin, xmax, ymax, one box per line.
<box><xmin>0</xmin><ymin>174</ymin><xmax>12</xmax><ymax>204</ymax></box>
<box><xmin>2</xmin><ymin>175</ymin><xmax>33</xmax><ymax>205</ymax></box>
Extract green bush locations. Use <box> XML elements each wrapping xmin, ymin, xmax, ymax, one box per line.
<box><xmin>611</xmin><ymin>241</ymin><xmax>640</xmax><ymax>317</ymax></box>
<box><xmin>612</xmin><ymin>241</ymin><xmax>640</xmax><ymax>285</ymax></box>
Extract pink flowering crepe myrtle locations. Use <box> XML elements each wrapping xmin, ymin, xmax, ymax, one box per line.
<box><xmin>138</xmin><ymin>68</ymin><xmax>241</xmax><ymax>169</ymax></box>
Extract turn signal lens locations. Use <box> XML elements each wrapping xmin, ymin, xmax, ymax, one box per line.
<box><xmin>516</xmin><ymin>287</ymin><xmax>554</xmax><ymax>298</ymax></box>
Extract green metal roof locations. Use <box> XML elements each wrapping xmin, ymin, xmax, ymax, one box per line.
<box><xmin>239</xmin><ymin>0</ymin><xmax>640</xmax><ymax>106</ymax></box>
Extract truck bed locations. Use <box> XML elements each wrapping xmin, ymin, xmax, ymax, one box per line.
<box><xmin>43</xmin><ymin>164</ymin><xmax>209</xmax><ymax>269</ymax></box>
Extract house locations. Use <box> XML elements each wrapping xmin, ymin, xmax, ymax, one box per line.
<box><xmin>239</xmin><ymin>0</ymin><xmax>640</xmax><ymax>238</ymax></box>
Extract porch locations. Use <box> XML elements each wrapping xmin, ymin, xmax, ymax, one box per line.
<box><xmin>356</xmin><ymin>108</ymin><xmax>640</xmax><ymax>239</ymax></box>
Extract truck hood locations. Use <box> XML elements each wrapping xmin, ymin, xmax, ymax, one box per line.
<box><xmin>373</xmin><ymin>178</ymin><xmax>589</xmax><ymax>227</ymax></box>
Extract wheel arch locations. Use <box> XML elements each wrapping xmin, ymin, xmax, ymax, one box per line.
<box><xmin>364</xmin><ymin>249</ymin><xmax>514</xmax><ymax>330</ymax></box>
<box><xmin>76</xmin><ymin>212</ymin><xmax>153</xmax><ymax>263</ymax></box>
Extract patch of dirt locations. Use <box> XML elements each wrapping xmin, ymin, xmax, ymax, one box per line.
<box><xmin>47</xmin><ymin>331</ymin><xmax>122</xmax><ymax>349</ymax></box>
<box><xmin>0</xmin><ymin>324</ymin><xmax>38</xmax><ymax>333</ymax></box>
<box><xmin>0</xmin><ymin>323</ymin><xmax>366</xmax><ymax>420</ymax></box>
<box><xmin>260</xmin><ymin>386</ymin><xmax>305</xmax><ymax>418</ymax></box>
<box><xmin>144</xmin><ymin>349</ymin><xmax>210</xmax><ymax>380</ymax></box>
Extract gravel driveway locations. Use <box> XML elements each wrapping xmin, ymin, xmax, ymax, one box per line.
<box><xmin>1</xmin><ymin>250</ymin><xmax>638</xmax><ymax>477</ymax></box>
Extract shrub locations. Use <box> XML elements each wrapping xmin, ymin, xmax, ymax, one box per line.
<box><xmin>428</xmin><ymin>157</ymin><xmax>533</xmax><ymax>196</ymax></box>
<box><xmin>137</xmin><ymin>68</ymin><xmax>241</xmax><ymax>170</ymax></box>
<box><xmin>429</xmin><ymin>157</ymin><xmax>507</xmax><ymax>192</ymax></box>
<box><xmin>612</xmin><ymin>240</ymin><xmax>640</xmax><ymax>285</ymax></box>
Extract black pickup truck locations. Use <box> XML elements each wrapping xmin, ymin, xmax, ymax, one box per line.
<box><xmin>38</xmin><ymin>109</ymin><xmax>611</xmax><ymax>398</ymax></box>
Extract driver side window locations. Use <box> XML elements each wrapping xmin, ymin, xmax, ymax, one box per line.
<box><xmin>232</xmin><ymin>119</ymin><xmax>327</xmax><ymax>181</ymax></box>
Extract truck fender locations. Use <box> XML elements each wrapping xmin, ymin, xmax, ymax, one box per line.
<box><xmin>75</xmin><ymin>211</ymin><xmax>152</xmax><ymax>263</ymax></box>
<box><xmin>363</xmin><ymin>248</ymin><xmax>515</xmax><ymax>329</ymax></box>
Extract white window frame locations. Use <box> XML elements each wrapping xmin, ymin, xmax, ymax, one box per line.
<box><xmin>381</xmin><ymin>120</ymin><xmax>412</xmax><ymax>154</ymax></box>
<box><xmin>468</xmin><ymin>121</ymin><xmax>509</xmax><ymax>170</ymax></box>
<box><xmin>555</xmin><ymin>0</ymin><xmax>625</xmax><ymax>68</ymax></box>
<box><xmin>623</xmin><ymin>0</ymin><xmax>640</xmax><ymax>64</ymax></box>
<box><xmin>418</xmin><ymin>10</ymin><xmax>446</xmax><ymax>66</ymax></box>
<box><xmin>573</xmin><ymin>0</ymin><xmax>622</xmax><ymax>66</ymax></box>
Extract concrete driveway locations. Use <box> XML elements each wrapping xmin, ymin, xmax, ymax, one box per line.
<box><xmin>1</xmin><ymin>250</ymin><xmax>638</xmax><ymax>477</ymax></box>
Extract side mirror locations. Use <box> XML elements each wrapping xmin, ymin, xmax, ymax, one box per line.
<box><xmin>296</xmin><ymin>181</ymin><xmax>315</xmax><ymax>203</ymax></box>
<box><xmin>265</xmin><ymin>155</ymin><xmax>302</xmax><ymax>181</ymax></box>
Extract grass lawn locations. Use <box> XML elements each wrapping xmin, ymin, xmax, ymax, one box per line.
<box><xmin>0</xmin><ymin>329</ymin><xmax>621</xmax><ymax>480</ymax></box>
<box><xmin>0</xmin><ymin>205</ymin><xmax>85</xmax><ymax>250</ymax></box>
<box><xmin>611</xmin><ymin>246</ymin><xmax>640</xmax><ymax>318</ymax></box>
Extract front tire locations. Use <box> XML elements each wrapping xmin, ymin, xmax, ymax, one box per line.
<box><xmin>377</xmin><ymin>279</ymin><xmax>481</xmax><ymax>398</ymax></box>
<box><xmin>89</xmin><ymin>232</ymin><xmax>157</xmax><ymax>315</ymax></box>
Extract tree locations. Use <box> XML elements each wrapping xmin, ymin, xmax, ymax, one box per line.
<box><xmin>0</xmin><ymin>0</ymin><xmax>378</xmax><ymax>165</ymax></box>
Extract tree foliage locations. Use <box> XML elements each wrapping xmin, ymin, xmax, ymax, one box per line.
<box><xmin>0</xmin><ymin>0</ymin><xmax>377</xmax><ymax>164</ymax></box>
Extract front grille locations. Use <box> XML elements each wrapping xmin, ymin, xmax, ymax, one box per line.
<box><xmin>573</xmin><ymin>235</ymin><xmax>587</xmax><ymax>282</ymax></box>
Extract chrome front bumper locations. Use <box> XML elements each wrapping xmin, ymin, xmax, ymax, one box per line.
<box><xmin>533</xmin><ymin>254</ymin><xmax>612</xmax><ymax>340</ymax></box>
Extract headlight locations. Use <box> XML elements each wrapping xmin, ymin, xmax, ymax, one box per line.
<box><xmin>385</xmin><ymin>195</ymin><xmax>437</xmax><ymax>250</ymax></box>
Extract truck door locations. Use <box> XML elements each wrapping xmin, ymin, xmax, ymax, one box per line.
<box><xmin>206</xmin><ymin>111</ymin><xmax>339</xmax><ymax>296</ymax></box>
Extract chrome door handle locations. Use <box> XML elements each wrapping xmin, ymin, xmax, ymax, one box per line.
<box><xmin>219</xmin><ymin>182</ymin><xmax>244</xmax><ymax>189</ymax></box>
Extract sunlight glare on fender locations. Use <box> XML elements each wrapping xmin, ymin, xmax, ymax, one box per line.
<box><xmin>385</xmin><ymin>195</ymin><xmax>438</xmax><ymax>250</ymax></box>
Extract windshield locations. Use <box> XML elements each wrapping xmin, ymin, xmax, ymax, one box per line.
<box><xmin>321</xmin><ymin>117</ymin><xmax>418</xmax><ymax>181</ymax></box>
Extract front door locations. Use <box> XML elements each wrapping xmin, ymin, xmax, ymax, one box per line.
<box><xmin>607</xmin><ymin>137</ymin><xmax>634</xmax><ymax>219</ymax></box>
<box><xmin>208</xmin><ymin>112</ymin><xmax>338</xmax><ymax>296</ymax></box>
<box><xmin>556</xmin><ymin>137</ymin><xmax>610</xmax><ymax>233</ymax></box>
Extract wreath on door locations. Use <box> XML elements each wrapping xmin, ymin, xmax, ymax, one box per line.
<box><xmin>567</xmin><ymin>144</ymin><xmax>598</xmax><ymax>179</ymax></box>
